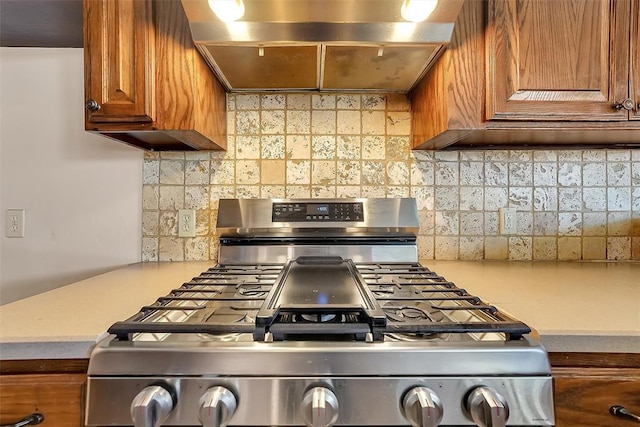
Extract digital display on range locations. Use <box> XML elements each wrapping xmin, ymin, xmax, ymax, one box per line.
<box><xmin>307</xmin><ymin>204</ymin><xmax>329</xmax><ymax>214</ymax></box>
<box><xmin>272</xmin><ymin>202</ymin><xmax>363</xmax><ymax>222</ymax></box>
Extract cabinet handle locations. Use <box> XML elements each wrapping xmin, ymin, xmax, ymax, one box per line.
<box><xmin>610</xmin><ymin>405</ymin><xmax>640</xmax><ymax>423</ymax></box>
<box><xmin>85</xmin><ymin>99</ymin><xmax>101</xmax><ymax>112</ymax></box>
<box><xmin>0</xmin><ymin>413</ymin><xmax>44</xmax><ymax>427</ymax></box>
<box><xmin>613</xmin><ymin>98</ymin><xmax>636</xmax><ymax>111</ymax></box>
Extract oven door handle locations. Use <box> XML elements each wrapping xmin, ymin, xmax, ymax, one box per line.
<box><xmin>0</xmin><ymin>413</ymin><xmax>44</xmax><ymax>427</ymax></box>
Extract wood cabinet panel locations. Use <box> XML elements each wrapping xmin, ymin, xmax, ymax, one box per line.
<box><xmin>553</xmin><ymin>368</ymin><xmax>640</xmax><ymax>427</ymax></box>
<box><xmin>0</xmin><ymin>373</ymin><xmax>86</xmax><ymax>427</ymax></box>
<box><xmin>486</xmin><ymin>0</ymin><xmax>629</xmax><ymax>121</ymax></box>
<box><xmin>84</xmin><ymin>0</ymin><xmax>154</xmax><ymax>124</ymax></box>
<box><xmin>631</xmin><ymin>0</ymin><xmax>640</xmax><ymax>121</ymax></box>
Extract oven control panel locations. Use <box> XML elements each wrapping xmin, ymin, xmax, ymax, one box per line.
<box><xmin>272</xmin><ymin>202</ymin><xmax>364</xmax><ymax>222</ymax></box>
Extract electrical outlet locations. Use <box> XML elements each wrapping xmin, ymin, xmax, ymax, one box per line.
<box><xmin>499</xmin><ymin>208</ymin><xmax>517</xmax><ymax>235</ymax></box>
<box><xmin>178</xmin><ymin>209</ymin><xmax>196</xmax><ymax>237</ymax></box>
<box><xmin>6</xmin><ymin>209</ymin><xmax>25</xmax><ymax>238</ymax></box>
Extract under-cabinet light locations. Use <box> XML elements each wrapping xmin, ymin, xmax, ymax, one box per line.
<box><xmin>401</xmin><ymin>0</ymin><xmax>439</xmax><ymax>22</ymax></box>
<box><xmin>208</xmin><ymin>0</ymin><xmax>245</xmax><ymax>22</ymax></box>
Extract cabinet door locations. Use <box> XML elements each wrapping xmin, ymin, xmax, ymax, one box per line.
<box><xmin>84</xmin><ymin>0</ymin><xmax>154</xmax><ymax>124</ymax></box>
<box><xmin>631</xmin><ymin>0</ymin><xmax>640</xmax><ymax>121</ymax></box>
<box><xmin>554</xmin><ymin>368</ymin><xmax>640</xmax><ymax>427</ymax></box>
<box><xmin>486</xmin><ymin>0</ymin><xmax>630</xmax><ymax>121</ymax></box>
<box><xmin>0</xmin><ymin>374</ymin><xmax>85</xmax><ymax>427</ymax></box>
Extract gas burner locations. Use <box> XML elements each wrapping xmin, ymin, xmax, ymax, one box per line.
<box><xmin>382</xmin><ymin>301</ymin><xmax>445</xmax><ymax>323</ymax></box>
<box><xmin>299</xmin><ymin>313</ymin><xmax>338</xmax><ymax>323</ymax></box>
<box><xmin>204</xmin><ymin>306</ymin><xmax>256</xmax><ymax>324</ymax></box>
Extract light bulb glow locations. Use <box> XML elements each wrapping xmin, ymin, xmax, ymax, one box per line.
<box><xmin>401</xmin><ymin>0</ymin><xmax>438</xmax><ymax>22</ymax></box>
<box><xmin>208</xmin><ymin>0</ymin><xmax>245</xmax><ymax>22</ymax></box>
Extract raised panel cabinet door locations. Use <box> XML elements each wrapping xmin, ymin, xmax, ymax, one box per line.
<box><xmin>84</xmin><ymin>0</ymin><xmax>154</xmax><ymax>124</ymax></box>
<box><xmin>486</xmin><ymin>0</ymin><xmax>630</xmax><ymax>121</ymax></box>
<box><xmin>0</xmin><ymin>374</ymin><xmax>85</xmax><ymax>427</ymax></box>
<box><xmin>631</xmin><ymin>0</ymin><xmax>640</xmax><ymax>120</ymax></box>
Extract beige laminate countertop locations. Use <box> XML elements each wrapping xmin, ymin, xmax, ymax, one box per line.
<box><xmin>0</xmin><ymin>260</ymin><xmax>638</xmax><ymax>360</ymax></box>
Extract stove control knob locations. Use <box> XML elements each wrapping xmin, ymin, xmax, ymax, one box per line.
<box><xmin>464</xmin><ymin>386</ymin><xmax>509</xmax><ymax>427</ymax></box>
<box><xmin>130</xmin><ymin>385</ymin><xmax>175</xmax><ymax>427</ymax></box>
<box><xmin>199</xmin><ymin>386</ymin><xmax>237</xmax><ymax>427</ymax></box>
<box><xmin>401</xmin><ymin>387</ymin><xmax>443</xmax><ymax>427</ymax></box>
<box><xmin>301</xmin><ymin>386</ymin><xmax>339</xmax><ymax>427</ymax></box>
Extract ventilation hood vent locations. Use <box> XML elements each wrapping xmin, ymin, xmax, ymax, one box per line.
<box><xmin>181</xmin><ymin>0</ymin><xmax>464</xmax><ymax>92</ymax></box>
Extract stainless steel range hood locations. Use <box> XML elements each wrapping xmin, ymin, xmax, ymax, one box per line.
<box><xmin>180</xmin><ymin>0</ymin><xmax>464</xmax><ymax>92</ymax></box>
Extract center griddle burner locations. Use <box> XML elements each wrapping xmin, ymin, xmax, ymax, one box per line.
<box><xmin>255</xmin><ymin>256</ymin><xmax>387</xmax><ymax>342</ymax></box>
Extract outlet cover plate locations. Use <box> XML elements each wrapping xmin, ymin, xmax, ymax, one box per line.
<box><xmin>178</xmin><ymin>209</ymin><xmax>196</xmax><ymax>237</ymax></box>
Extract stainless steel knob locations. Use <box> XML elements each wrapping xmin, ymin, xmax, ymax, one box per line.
<box><xmin>301</xmin><ymin>386</ymin><xmax>339</xmax><ymax>427</ymax></box>
<box><xmin>464</xmin><ymin>386</ymin><xmax>509</xmax><ymax>427</ymax></box>
<box><xmin>199</xmin><ymin>386</ymin><xmax>238</xmax><ymax>427</ymax></box>
<box><xmin>130</xmin><ymin>385</ymin><xmax>175</xmax><ymax>427</ymax></box>
<box><xmin>402</xmin><ymin>387</ymin><xmax>443</xmax><ymax>427</ymax></box>
<box><xmin>613</xmin><ymin>98</ymin><xmax>636</xmax><ymax>111</ymax></box>
<box><xmin>85</xmin><ymin>99</ymin><xmax>101</xmax><ymax>111</ymax></box>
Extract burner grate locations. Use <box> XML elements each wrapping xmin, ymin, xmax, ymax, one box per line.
<box><xmin>107</xmin><ymin>261</ymin><xmax>531</xmax><ymax>342</ymax></box>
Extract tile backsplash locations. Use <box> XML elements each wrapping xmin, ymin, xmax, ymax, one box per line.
<box><xmin>142</xmin><ymin>93</ymin><xmax>640</xmax><ymax>262</ymax></box>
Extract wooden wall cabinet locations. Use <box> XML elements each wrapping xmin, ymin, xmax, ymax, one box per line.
<box><xmin>84</xmin><ymin>0</ymin><xmax>227</xmax><ymax>151</ymax></box>
<box><xmin>411</xmin><ymin>0</ymin><xmax>640</xmax><ymax>149</ymax></box>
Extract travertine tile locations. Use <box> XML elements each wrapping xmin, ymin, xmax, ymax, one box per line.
<box><xmin>261</xmin><ymin>160</ymin><xmax>286</xmax><ymax>185</ymax></box>
<box><xmin>312</xmin><ymin>136</ymin><xmax>336</xmax><ymax>159</ymax></box>
<box><xmin>235</xmin><ymin>160</ymin><xmax>260</xmax><ymax>184</ymax></box>
<box><xmin>557</xmin><ymin>237</ymin><xmax>581</xmax><ymax>260</ymax></box>
<box><xmin>261</xmin><ymin>110</ymin><xmax>285</xmax><ymax>134</ymax></box>
<box><xmin>435</xmin><ymin>236</ymin><xmax>459</xmax><ymax>260</ymax></box>
<box><xmin>387</xmin><ymin>162</ymin><xmax>409</xmax><ymax>185</ymax></box>
<box><xmin>159</xmin><ymin>237</ymin><xmax>184</xmax><ymax>261</ymax></box>
<box><xmin>184</xmin><ymin>237</ymin><xmax>209</xmax><ymax>261</ymax></box>
<box><xmin>582</xmin><ymin>212</ymin><xmax>607</xmax><ymax>236</ymax></box>
<box><xmin>261</xmin><ymin>135</ymin><xmax>286</xmax><ymax>159</ymax></box>
<box><xmin>484</xmin><ymin>236</ymin><xmax>508</xmax><ymax>260</ymax></box>
<box><xmin>185</xmin><ymin>186</ymin><xmax>209</xmax><ymax>210</ymax></box>
<box><xmin>236</xmin><ymin>110</ymin><xmax>260</xmax><ymax>134</ymax></box>
<box><xmin>459</xmin><ymin>236</ymin><xmax>484</xmax><ymax>260</ymax></box>
<box><xmin>311</xmin><ymin>110</ymin><xmax>336</xmax><ymax>134</ymax></box>
<box><xmin>607</xmin><ymin>237</ymin><xmax>631</xmax><ymax>260</ymax></box>
<box><xmin>533</xmin><ymin>237</ymin><xmax>556</xmax><ymax>260</ymax></box>
<box><xmin>141</xmin><ymin>94</ymin><xmax>640</xmax><ymax>262</ymax></box>
<box><xmin>236</xmin><ymin>136</ymin><xmax>260</xmax><ymax>159</ymax></box>
<box><xmin>185</xmin><ymin>160</ymin><xmax>210</xmax><ymax>185</ymax></box>
<box><xmin>143</xmin><ymin>159</ymin><xmax>159</xmax><ymax>184</ymax></box>
<box><xmin>509</xmin><ymin>237</ymin><xmax>532</xmax><ymax>260</ymax></box>
<box><xmin>286</xmin><ymin>110</ymin><xmax>311</xmax><ymax>133</ymax></box>
<box><xmin>583</xmin><ymin>237</ymin><xmax>606</xmax><ymax>260</ymax></box>
<box><xmin>286</xmin><ymin>160</ymin><xmax>311</xmax><ymax>184</ymax></box>
<box><xmin>142</xmin><ymin>211</ymin><xmax>158</xmax><ymax>236</ymax></box>
<box><xmin>142</xmin><ymin>238</ymin><xmax>158</xmax><ymax>262</ymax></box>
<box><xmin>159</xmin><ymin>186</ymin><xmax>184</xmax><ymax>210</ymax></box>
<box><xmin>337</xmin><ymin>111</ymin><xmax>361</xmax><ymax>134</ymax></box>
<box><xmin>286</xmin><ymin>135</ymin><xmax>311</xmax><ymax>159</ymax></box>
<box><xmin>159</xmin><ymin>160</ymin><xmax>184</xmax><ymax>184</ymax></box>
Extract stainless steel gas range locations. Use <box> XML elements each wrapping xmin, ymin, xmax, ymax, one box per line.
<box><xmin>86</xmin><ymin>198</ymin><xmax>555</xmax><ymax>427</ymax></box>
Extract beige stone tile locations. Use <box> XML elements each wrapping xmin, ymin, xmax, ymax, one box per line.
<box><xmin>558</xmin><ymin>237</ymin><xmax>581</xmax><ymax>260</ymax></box>
<box><xmin>312</xmin><ymin>94</ymin><xmax>336</xmax><ymax>109</ymax></box>
<box><xmin>336</xmin><ymin>186</ymin><xmax>361</xmax><ymax>198</ymax></box>
<box><xmin>311</xmin><ymin>110</ymin><xmax>336</xmax><ymax>134</ymax></box>
<box><xmin>286</xmin><ymin>135</ymin><xmax>311</xmax><ymax>159</ymax></box>
<box><xmin>261</xmin><ymin>135</ymin><xmax>286</xmax><ymax>159</ymax></box>
<box><xmin>184</xmin><ymin>237</ymin><xmax>210</xmax><ymax>261</ymax></box>
<box><xmin>286</xmin><ymin>110</ymin><xmax>311</xmax><ymax>134</ymax></box>
<box><xmin>312</xmin><ymin>136</ymin><xmax>336</xmax><ymax>159</ymax></box>
<box><xmin>533</xmin><ymin>237</ymin><xmax>557</xmax><ymax>260</ymax></box>
<box><xmin>484</xmin><ymin>236</ymin><xmax>508</xmax><ymax>260</ymax></box>
<box><xmin>236</xmin><ymin>136</ymin><xmax>260</xmax><ymax>159</ymax></box>
<box><xmin>142</xmin><ymin>185</ymin><xmax>159</xmax><ymax>210</ymax></box>
<box><xmin>260</xmin><ymin>185</ymin><xmax>286</xmax><ymax>198</ymax></box>
<box><xmin>261</xmin><ymin>110</ymin><xmax>285</xmax><ymax>134</ymax></box>
<box><xmin>262</xmin><ymin>160</ymin><xmax>286</xmax><ymax>185</ymax></box>
<box><xmin>235</xmin><ymin>186</ymin><xmax>260</xmax><ymax>198</ymax></box>
<box><xmin>235</xmin><ymin>160</ymin><xmax>260</xmax><ymax>184</ymax></box>
<box><xmin>387</xmin><ymin>162</ymin><xmax>409</xmax><ymax>185</ymax></box>
<box><xmin>336</xmin><ymin>136</ymin><xmax>361</xmax><ymax>159</ymax></box>
<box><xmin>361</xmin><ymin>111</ymin><xmax>385</xmax><ymax>135</ymax></box>
<box><xmin>286</xmin><ymin>185</ymin><xmax>311</xmax><ymax>198</ymax></box>
<box><xmin>386</xmin><ymin>93</ymin><xmax>410</xmax><ymax>111</ymax></box>
<box><xmin>286</xmin><ymin>160</ymin><xmax>311</xmax><ymax>184</ymax></box>
<box><xmin>361</xmin><ymin>161</ymin><xmax>385</xmax><ymax>185</ymax></box>
<box><xmin>583</xmin><ymin>237</ymin><xmax>606</xmax><ymax>260</ymax></box>
<box><xmin>142</xmin><ymin>238</ymin><xmax>158</xmax><ymax>262</ymax></box>
<box><xmin>386</xmin><ymin>186</ymin><xmax>410</xmax><ymax>198</ymax></box>
<box><xmin>287</xmin><ymin>94</ymin><xmax>311</xmax><ymax>109</ymax></box>
<box><xmin>417</xmin><ymin>236</ymin><xmax>434</xmax><ymax>260</ymax></box>
<box><xmin>361</xmin><ymin>186</ymin><xmax>386</xmax><ymax>197</ymax></box>
<box><xmin>386</xmin><ymin>111</ymin><xmax>411</xmax><ymax>136</ymax></box>
<box><xmin>185</xmin><ymin>160</ymin><xmax>210</xmax><ymax>185</ymax></box>
<box><xmin>607</xmin><ymin>237</ymin><xmax>632</xmax><ymax>260</ymax></box>
<box><xmin>236</xmin><ymin>110</ymin><xmax>260</xmax><ymax>134</ymax></box>
<box><xmin>235</xmin><ymin>94</ymin><xmax>260</xmax><ymax>109</ymax></box>
<box><xmin>142</xmin><ymin>211</ymin><xmax>159</xmax><ymax>236</ymax></box>
<box><xmin>337</xmin><ymin>161</ymin><xmax>360</xmax><ymax>185</ymax></box>
<box><xmin>185</xmin><ymin>186</ymin><xmax>209</xmax><ymax>210</ymax></box>
<box><xmin>158</xmin><ymin>186</ymin><xmax>184</xmax><ymax>210</ymax></box>
<box><xmin>435</xmin><ymin>236</ymin><xmax>459</xmax><ymax>260</ymax></box>
<box><xmin>159</xmin><ymin>237</ymin><xmax>184</xmax><ymax>261</ymax></box>
<box><xmin>362</xmin><ymin>94</ymin><xmax>386</xmax><ymax>110</ymax></box>
<box><xmin>159</xmin><ymin>212</ymin><xmax>177</xmax><ymax>236</ymax></box>
<box><xmin>311</xmin><ymin>161</ymin><xmax>337</xmax><ymax>186</ymax></box>
<box><xmin>459</xmin><ymin>237</ymin><xmax>484</xmax><ymax>260</ymax></box>
<box><xmin>337</xmin><ymin>110</ymin><xmax>361</xmax><ymax>134</ymax></box>
<box><xmin>508</xmin><ymin>237</ymin><xmax>532</xmax><ymax>260</ymax></box>
<box><xmin>159</xmin><ymin>160</ymin><xmax>184</xmax><ymax>184</ymax></box>
<box><xmin>336</xmin><ymin>94</ymin><xmax>360</xmax><ymax>110</ymax></box>
<box><xmin>143</xmin><ymin>159</ymin><xmax>159</xmax><ymax>184</ymax></box>
<box><xmin>261</xmin><ymin>94</ymin><xmax>285</xmax><ymax>109</ymax></box>
<box><xmin>386</xmin><ymin>136</ymin><xmax>410</xmax><ymax>161</ymax></box>
<box><xmin>312</xmin><ymin>186</ymin><xmax>336</xmax><ymax>198</ymax></box>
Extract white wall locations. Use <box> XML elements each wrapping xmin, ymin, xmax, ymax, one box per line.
<box><xmin>0</xmin><ymin>48</ymin><xmax>143</xmax><ymax>305</ymax></box>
